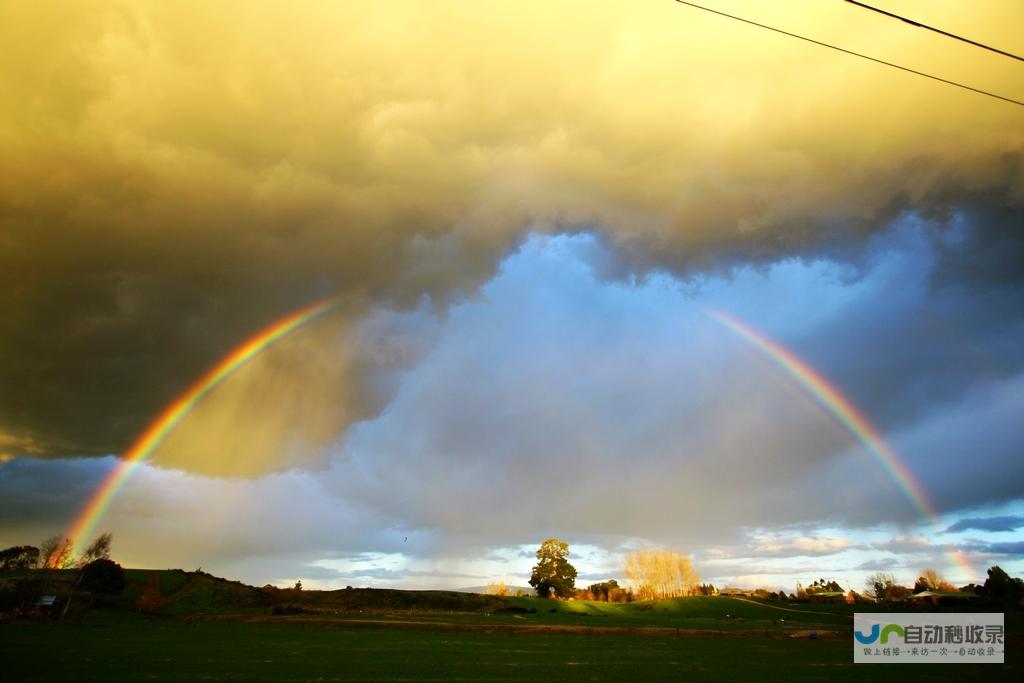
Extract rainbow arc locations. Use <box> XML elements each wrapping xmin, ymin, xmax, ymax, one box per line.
<box><xmin>66</xmin><ymin>296</ymin><xmax>344</xmax><ymax>557</ymax></box>
<box><xmin>65</xmin><ymin>297</ymin><xmax>974</xmax><ymax>580</ymax></box>
<box><xmin>704</xmin><ymin>307</ymin><xmax>974</xmax><ymax>579</ymax></box>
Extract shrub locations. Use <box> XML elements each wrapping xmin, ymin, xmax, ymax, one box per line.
<box><xmin>79</xmin><ymin>559</ymin><xmax>126</xmax><ymax>595</ymax></box>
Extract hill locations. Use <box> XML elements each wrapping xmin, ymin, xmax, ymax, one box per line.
<box><xmin>456</xmin><ymin>584</ymin><xmax>536</xmax><ymax>596</ymax></box>
<box><xmin>117</xmin><ymin>569</ymin><xmax>522</xmax><ymax>616</ymax></box>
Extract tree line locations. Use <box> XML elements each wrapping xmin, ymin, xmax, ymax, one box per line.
<box><xmin>522</xmin><ymin>538</ymin><xmax>1024</xmax><ymax>607</ymax></box>
<box><xmin>0</xmin><ymin>532</ymin><xmax>113</xmax><ymax>571</ymax></box>
<box><xmin>527</xmin><ymin>539</ymin><xmax>705</xmax><ymax>601</ymax></box>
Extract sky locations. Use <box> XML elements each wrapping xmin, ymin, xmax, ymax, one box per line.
<box><xmin>1</xmin><ymin>0</ymin><xmax>1022</xmax><ymax>593</ymax></box>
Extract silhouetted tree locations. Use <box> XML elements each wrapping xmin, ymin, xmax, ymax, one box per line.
<box><xmin>79</xmin><ymin>559</ymin><xmax>126</xmax><ymax>595</ymax></box>
<box><xmin>529</xmin><ymin>538</ymin><xmax>577</xmax><ymax>598</ymax></box>
<box><xmin>0</xmin><ymin>545</ymin><xmax>40</xmax><ymax>571</ymax></box>
<box><xmin>981</xmin><ymin>566</ymin><xmax>1024</xmax><ymax>603</ymax></box>
<box><xmin>77</xmin><ymin>533</ymin><xmax>113</xmax><ymax>567</ymax></box>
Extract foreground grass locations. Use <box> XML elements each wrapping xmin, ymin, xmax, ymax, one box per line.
<box><xmin>1</xmin><ymin>611</ymin><xmax>1019</xmax><ymax>682</ymax></box>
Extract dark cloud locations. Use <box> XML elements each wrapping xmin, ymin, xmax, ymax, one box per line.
<box><xmin>962</xmin><ymin>541</ymin><xmax>1024</xmax><ymax>558</ymax></box>
<box><xmin>981</xmin><ymin>542</ymin><xmax>1024</xmax><ymax>557</ymax></box>
<box><xmin>789</xmin><ymin>208</ymin><xmax>1024</xmax><ymax>438</ymax></box>
<box><xmin>946</xmin><ymin>516</ymin><xmax>1024</xmax><ymax>534</ymax></box>
<box><xmin>2</xmin><ymin>1</ymin><xmax>1022</xmax><ymax>468</ymax></box>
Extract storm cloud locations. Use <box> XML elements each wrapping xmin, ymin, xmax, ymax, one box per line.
<box><xmin>2</xmin><ymin>0</ymin><xmax>1022</xmax><ymax>462</ymax></box>
<box><xmin>2</xmin><ymin>1</ymin><xmax>1023</xmax><ymax>589</ymax></box>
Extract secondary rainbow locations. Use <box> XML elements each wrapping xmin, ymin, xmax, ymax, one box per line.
<box><xmin>704</xmin><ymin>307</ymin><xmax>974</xmax><ymax>579</ymax></box>
<box><xmin>66</xmin><ymin>295</ymin><xmax>344</xmax><ymax>557</ymax></box>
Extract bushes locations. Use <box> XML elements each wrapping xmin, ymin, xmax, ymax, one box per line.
<box><xmin>79</xmin><ymin>559</ymin><xmax>126</xmax><ymax>595</ymax></box>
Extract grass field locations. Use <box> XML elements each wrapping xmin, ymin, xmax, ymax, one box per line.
<box><xmin>3</xmin><ymin>569</ymin><xmax>1020</xmax><ymax>680</ymax></box>
<box><xmin>1</xmin><ymin>609</ymin><xmax>1020</xmax><ymax>682</ymax></box>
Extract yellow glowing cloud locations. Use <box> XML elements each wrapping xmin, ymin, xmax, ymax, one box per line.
<box><xmin>0</xmin><ymin>0</ymin><xmax>1021</xmax><ymax>461</ymax></box>
<box><xmin>3</xmin><ymin>1</ymin><xmax>1020</xmax><ymax>246</ymax></box>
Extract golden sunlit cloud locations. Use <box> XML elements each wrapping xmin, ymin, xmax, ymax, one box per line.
<box><xmin>0</xmin><ymin>0</ymin><xmax>1021</xmax><ymax>461</ymax></box>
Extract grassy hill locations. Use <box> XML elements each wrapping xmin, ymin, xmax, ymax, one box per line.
<box><xmin>114</xmin><ymin>569</ymin><xmax>521</xmax><ymax>616</ymax></box>
<box><xmin>6</xmin><ymin>567</ymin><xmax>1020</xmax><ymax>638</ymax></box>
<box><xmin>5</xmin><ymin>568</ymin><xmax>1021</xmax><ymax>682</ymax></box>
<box><xmin>102</xmin><ymin>569</ymin><xmax>856</xmax><ymax>633</ymax></box>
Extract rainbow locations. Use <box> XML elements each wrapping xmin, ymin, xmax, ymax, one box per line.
<box><xmin>704</xmin><ymin>307</ymin><xmax>975</xmax><ymax>580</ymax></box>
<box><xmin>66</xmin><ymin>295</ymin><xmax>344</xmax><ymax>557</ymax></box>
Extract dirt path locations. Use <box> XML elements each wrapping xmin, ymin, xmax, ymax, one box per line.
<box><xmin>135</xmin><ymin>571</ymin><xmax>204</xmax><ymax>612</ymax></box>
<box><xmin>135</xmin><ymin>571</ymin><xmax>163</xmax><ymax>613</ymax></box>
<box><xmin>724</xmin><ymin>596</ymin><xmax>853</xmax><ymax>620</ymax></box>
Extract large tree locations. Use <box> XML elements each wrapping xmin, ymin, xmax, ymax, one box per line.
<box><xmin>529</xmin><ymin>538</ymin><xmax>577</xmax><ymax>598</ymax></box>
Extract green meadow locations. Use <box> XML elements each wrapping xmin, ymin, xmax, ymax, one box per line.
<box><xmin>2</xmin><ymin>570</ymin><xmax>1020</xmax><ymax>681</ymax></box>
<box><xmin>2</xmin><ymin>609</ymin><xmax>1020</xmax><ymax>683</ymax></box>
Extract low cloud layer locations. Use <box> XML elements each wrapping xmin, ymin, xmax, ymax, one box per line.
<box><xmin>5</xmin><ymin>227</ymin><xmax>1020</xmax><ymax>588</ymax></box>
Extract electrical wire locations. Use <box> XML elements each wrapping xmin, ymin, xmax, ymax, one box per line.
<box><xmin>671</xmin><ymin>0</ymin><xmax>1023</xmax><ymax>108</ymax></box>
<box><xmin>844</xmin><ymin>0</ymin><xmax>1024</xmax><ymax>63</ymax></box>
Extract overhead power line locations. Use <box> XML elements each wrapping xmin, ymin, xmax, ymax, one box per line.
<box><xmin>844</xmin><ymin>0</ymin><xmax>1024</xmax><ymax>63</ymax></box>
<box><xmin>671</xmin><ymin>0</ymin><xmax>1024</xmax><ymax>108</ymax></box>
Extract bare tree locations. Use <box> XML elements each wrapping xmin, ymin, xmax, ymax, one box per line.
<box><xmin>623</xmin><ymin>549</ymin><xmax>699</xmax><ymax>600</ymax></box>
<box><xmin>77</xmin><ymin>532</ymin><xmax>113</xmax><ymax>567</ymax></box>
<box><xmin>39</xmin><ymin>535</ymin><xmax>73</xmax><ymax>569</ymax></box>
<box><xmin>915</xmin><ymin>568</ymin><xmax>955</xmax><ymax>592</ymax></box>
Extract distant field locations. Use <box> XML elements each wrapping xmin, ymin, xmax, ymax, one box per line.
<box><xmin>2</xmin><ymin>611</ymin><xmax>1020</xmax><ymax>682</ymax></box>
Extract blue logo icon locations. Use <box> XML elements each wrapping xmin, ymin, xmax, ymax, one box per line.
<box><xmin>855</xmin><ymin>623</ymin><xmax>905</xmax><ymax>644</ymax></box>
